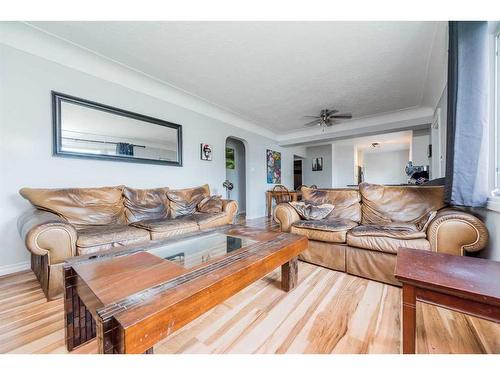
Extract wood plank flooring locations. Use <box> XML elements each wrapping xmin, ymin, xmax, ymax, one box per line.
<box><xmin>0</xmin><ymin>216</ymin><xmax>498</xmax><ymax>354</ymax></box>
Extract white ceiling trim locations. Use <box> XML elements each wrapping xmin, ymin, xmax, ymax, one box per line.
<box><xmin>278</xmin><ymin>106</ymin><xmax>433</xmax><ymax>146</ymax></box>
<box><xmin>0</xmin><ymin>22</ymin><xmax>277</xmax><ymax>139</ymax></box>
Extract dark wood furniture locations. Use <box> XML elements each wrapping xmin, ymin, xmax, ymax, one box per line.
<box><xmin>63</xmin><ymin>226</ymin><xmax>308</xmax><ymax>354</ymax></box>
<box><xmin>395</xmin><ymin>248</ymin><xmax>500</xmax><ymax>354</ymax></box>
<box><xmin>266</xmin><ymin>189</ymin><xmax>301</xmax><ymax>217</ymax></box>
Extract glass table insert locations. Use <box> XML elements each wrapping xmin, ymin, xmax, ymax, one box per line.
<box><xmin>146</xmin><ymin>232</ymin><xmax>257</xmax><ymax>269</ymax></box>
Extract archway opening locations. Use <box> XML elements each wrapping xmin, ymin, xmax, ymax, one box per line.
<box><xmin>225</xmin><ymin>137</ymin><xmax>246</xmax><ymax>220</ymax></box>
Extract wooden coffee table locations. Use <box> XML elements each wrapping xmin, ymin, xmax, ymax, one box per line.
<box><xmin>63</xmin><ymin>226</ymin><xmax>307</xmax><ymax>354</ymax></box>
<box><xmin>395</xmin><ymin>248</ymin><xmax>500</xmax><ymax>354</ymax></box>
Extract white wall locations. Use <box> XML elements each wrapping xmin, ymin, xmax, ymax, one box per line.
<box><xmin>363</xmin><ymin>150</ymin><xmax>409</xmax><ymax>185</ymax></box>
<box><xmin>411</xmin><ymin>129</ymin><xmax>431</xmax><ymax>167</ymax></box>
<box><xmin>332</xmin><ymin>144</ymin><xmax>356</xmax><ymax>187</ymax></box>
<box><xmin>303</xmin><ymin>145</ymin><xmax>332</xmax><ymax>188</ymax></box>
<box><xmin>430</xmin><ymin>87</ymin><xmax>448</xmax><ymax>179</ymax></box>
<box><xmin>475</xmin><ymin>208</ymin><xmax>500</xmax><ymax>261</ymax></box>
<box><xmin>0</xmin><ymin>44</ymin><xmax>305</xmax><ymax>270</ymax></box>
<box><xmin>225</xmin><ymin>138</ymin><xmax>246</xmax><ymax>213</ymax></box>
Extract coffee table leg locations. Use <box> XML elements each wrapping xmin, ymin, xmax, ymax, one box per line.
<box><xmin>64</xmin><ymin>266</ymin><xmax>96</xmax><ymax>351</ymax></box>
<box><xmin>281</xmin><ymin>257</ymin><xmax>298</xmax><ymax>292</ymax></box>
<box><xmin>401</xmin><ymin>284</ymin><xmax>416</xmax><ymax>354</ymax></box>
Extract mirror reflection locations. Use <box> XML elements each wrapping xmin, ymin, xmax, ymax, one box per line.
<box><xmin>53</xmin><ymin>92</ymin><xmax>182</xmax><ymax>166</ymax></box>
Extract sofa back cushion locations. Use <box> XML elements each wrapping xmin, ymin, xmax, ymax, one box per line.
<box><xmin>123</xmin><ymin>187</ymin><xmax>170</xmax><ymax>223</ymax></box>
<box><xmin>19</xmin><ymin>186</ymin><xmax>126</xmax><ymax>226</ymax></box>
<box><xmin>358</xmin><ymin>182</ymin><xmax>446</xmax><ymax>224</ymax></box>
<box><xmin>167</xmin><ymin>184</ymin><xmax>210</xmax><ymax>218</ymax></box>
<box><xmin>301</xmin><ymin>187</ymin><xmax>361</xmax><ymax>222</ymax></box>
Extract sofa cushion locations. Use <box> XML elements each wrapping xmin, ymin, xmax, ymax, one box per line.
<box><xmin>358</xmin><ymin>182</ymin><xmax>446</xmax><ymax>225</ymax></box>
<box><xmin>349</xmin><ymin>223</ymin><xmax>427</xmax><ymax>240</ymax></box>
<box><xmin>167</xmin><ymin>184</ymin><xmax>210</xmax><ymax>218</ymax></box>
<box><xmin>291</xmin><ymin>218</ymin><xmax>358</xmax><ymax>243</ymax></box>
<box><xmin>20</xmin><ymin>186</ymin><xmax>126</xmax><ymax>227</ymax></box>
<box><xmin>197</xmin><ymin>195</ymin><xmax>223</xmax><ymax>213</ymax></box>
<box><xmin>301</xmin><ymin>187</ymin><xmax>361</xmax><ymax>222</ymax></box>
<box><xmin>288</xmin><ymin>201</ymin><xmax>334</xmax><ymax>220</ymax></box>
<box><xmin>346</xmin><ymin>224</ymin><xmax>430</xmax><ymax>254</ymax></box>
<box><xmin>123</xmin><ymin>187</ymin><xmax>170</xmax><ymax>223</ymax></box>
<box><xmin>131</xmin><ymin>216</ymin><xmax>199</xmax><ymax>240</ymax></box>
<box><xmin>76</xmin><ymin>224</ymin><xmax>150</xmax><ymax>252</ymax></box>
<box><xmin>194</xmin><ymin>212</ymin><xmax>229</xmax><ymax>229</ymax></box>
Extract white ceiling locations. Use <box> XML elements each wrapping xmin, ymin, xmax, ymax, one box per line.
<box><xmin>28</xmin><ymin>21</ymin><xmax>445</xmax><ymax>134</ymax></box>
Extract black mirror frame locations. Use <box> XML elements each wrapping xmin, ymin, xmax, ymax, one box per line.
<box><xmin>52</xmin><ymin>91</ymin><xmax>183</xmax><ymax>167</ymax></box>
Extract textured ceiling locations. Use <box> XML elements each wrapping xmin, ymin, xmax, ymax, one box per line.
<box><xmin>29</xmin><ymin>21</ymin><xmax>443</xmax><ymax>133</ymax></box>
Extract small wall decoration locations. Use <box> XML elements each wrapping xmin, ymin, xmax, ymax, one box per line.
<box><xmin>312</xmin><ymin>157</ymin><xmax>323</xmax><ymax>171</ymax></box>
<box><xmin>226</xmin><ymin>147</ymin><xmax>235</xmax><ymax>169</ymax></box>
<box><xmin>266</xmin><ymin>149</ymin><xmax>282</xmax><ymax>183</ymax></box>
<box><xmin>200</xmin><ymin>143</ymin><xmax>213</xmax><ymax>161</ymax></box>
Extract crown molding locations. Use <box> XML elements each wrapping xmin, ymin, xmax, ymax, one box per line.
<box><xmin>0</xmin><ymin>22</ymin><xmax>276</xmax><ymax>140</ymax></box>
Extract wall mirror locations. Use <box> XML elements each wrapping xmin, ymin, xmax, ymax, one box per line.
<box><xmin>52</xmin><ymin>92</ymin><xmax>182</xmax><ymax>166</ymax></box>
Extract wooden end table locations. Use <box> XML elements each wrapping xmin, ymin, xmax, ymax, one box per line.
<box><xmin>265</xmin><ymin>190</ymin><xmax>301</xmax><ymax>217</ymax></box>
<box><xmin>395</xmin><ymin>248</ymin><xmax>500</xmax><ymax>354</ymax></box>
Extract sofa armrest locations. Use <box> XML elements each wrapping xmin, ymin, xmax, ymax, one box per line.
<box><xmin>426</xmin><ymin>208</ymin><xmax>488</xmax><ymax>256</ymax></box>
<box><xmin>221</xmin><ymin>199</ymin><xmax>239</xmax><ymax>223</ymax></box>
<box><xmin>18</xmin><ymin>209</ymin><xmax>77</xmax><ymax>264</ymax></box>
<box><xmin>273</xmin><ymin>203</ymin><xmax>301</xmax><ymax>232</ymax></box>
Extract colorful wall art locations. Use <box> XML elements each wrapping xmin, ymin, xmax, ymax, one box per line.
<box><xmin>266</xmin><ymin>149</ymin><xmax>281</xmax><ymax>183</ymax></box>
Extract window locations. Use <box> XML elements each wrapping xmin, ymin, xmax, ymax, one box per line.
<box><xmin>496</xmin><ymin>31</ymin><xmax>500</xmax><ymax>191</ymax></box>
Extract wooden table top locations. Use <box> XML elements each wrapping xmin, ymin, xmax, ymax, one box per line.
<box><xmin>70</xmin><ymin>225</ymin><xmax>307</xmax><ymax>325</ymax></box>
<box><xmin>395</xmin><ymin>248</ymin><xmax>500</xmax><ymax>304</ymax></box>
<box><xmin>72</xmin><ymin>252</ymin><xmax>186</xmax><ymax>306</ymax></box>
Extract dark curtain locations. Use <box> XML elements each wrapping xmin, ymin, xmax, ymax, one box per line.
<box><xmin>116</xmin><ymin>142</ymin><xmax>134</xmax><ymax>156</ymax></box>
<box><xmin>445</xmin><ymin>21</ymin><xmax>489</xmax><ymax>207</ymax></box>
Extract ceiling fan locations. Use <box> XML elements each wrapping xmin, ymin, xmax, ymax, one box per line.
<box><xmin>303</xmin><ymin>108</ymin><xmax>352</xmax><ymax>130</ymax></box>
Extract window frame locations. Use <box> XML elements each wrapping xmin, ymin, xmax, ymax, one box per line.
<box><xmin>488</xmin><ymin>27</ymin><xmax>500</xmax><ymax>211</ymax></box>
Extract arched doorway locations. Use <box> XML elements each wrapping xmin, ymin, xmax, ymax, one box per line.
<box><xmin>225</xmin><ymin>137</ymin><xmax>246</xmax><ymax>217</ymax></box>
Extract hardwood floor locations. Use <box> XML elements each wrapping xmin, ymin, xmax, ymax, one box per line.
<box><xmin>0</xmin><ymin>216</ymin><xmax>498</xmax><ymax>354</ymax></box>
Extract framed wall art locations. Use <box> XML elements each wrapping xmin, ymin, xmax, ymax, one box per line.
<box><xmin>266</xmin><ymin>149</ymin><xmax>281</xmax><ymax>183</ymax></box>
<box><xmin>200</xmin><ymin>143</ymin><xmax>213</xmax><ymax>161</ymax></box>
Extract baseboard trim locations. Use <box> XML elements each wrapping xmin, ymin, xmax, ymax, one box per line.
<box><xmin>0</xmin><ymin>261</ymin><xmax>30</xmax><ymax>276</ymax></box>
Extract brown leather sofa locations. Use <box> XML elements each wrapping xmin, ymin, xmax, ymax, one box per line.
<box><xmin>274</xmin><ymin>183</ymin><xmax>488</xmax><ymax>286</ymax></box>
<box><xmin>17</xmin><ymin>184</ymin><xmax>238</xmax><ymax>300</ymax></box>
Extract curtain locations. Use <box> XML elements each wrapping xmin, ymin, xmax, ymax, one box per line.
<box><xmin>445</xmin><ymin>21</ymin><xmax>489</xmax><ymax>207</ymax></box>
<box><xmin>116</xmin><ymin>142</ymin><xmax>134</xmax><ymax>156</ymax></box>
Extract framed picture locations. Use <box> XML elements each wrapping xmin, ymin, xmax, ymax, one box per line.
<box><xmin>312</xmin><ymin>157</ymin><xmax>323</xmax><ymax>171</ymax></box>
<box><xmin>200</xmin><ymin>143</ymin><xmax>213</xmax><ymax>161</ymax></box>
<box><xmin>266</xmin><ymin>149</ymin><xmax>282</xmax><ymax>183</ymax></box>
<box><xmin>226</xmin><ymin>147</ymin><xmax>235</xmax><ymax>169</ymax></box>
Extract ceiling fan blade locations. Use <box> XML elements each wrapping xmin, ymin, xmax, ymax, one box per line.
<box><xmin>326</xmin><ymin>109</ymin><xmax>339</xmax><ymax>115</ymax></box>
<box><xmin>303</xmin><ymin>119</ymin><xmax>321</xmax><ymax>127</ymax></box>
<box><xmin>303</xmin><ymin>115</ymin><xmax>321</xmax><ymax>118</ymax></box>
<box><xmin>331</xmin><ymin>113</ymin><xmax>352</xmax><ymax>119</ymax></box>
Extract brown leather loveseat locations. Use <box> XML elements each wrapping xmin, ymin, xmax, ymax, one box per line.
<box><xmin>17</xmin><ymin>184</ymin><xmax>238</xmax><ymax>300</ymax></box>
<box><xmin>274</xmin><ymin>183</ymin><xmax>488</xmax><ymax>286</ymax></box>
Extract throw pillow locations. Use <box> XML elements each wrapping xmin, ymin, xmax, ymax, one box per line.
<box><xmin>123</xmin><ymin>187</ymin><xmax>170</xmax><ymax>223</ymax></box>
<box><xmin>288</xmin><ymin>201</ymin><xmax>335</xmax><ymax>221</ymax></box>
<box><xmin>167</xmin><ymin>184</ymin><xmax>210</xmax><ymax>218</ymax></box>
<box><xmin>415</xmin><ymin>210</ymin><xmax>437</xmax><ymax>232</ymax></box>
<box><xmin>197</xmin><ymin>195</ymin><xmax>223</xmax><ymax>213</ymax></box>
